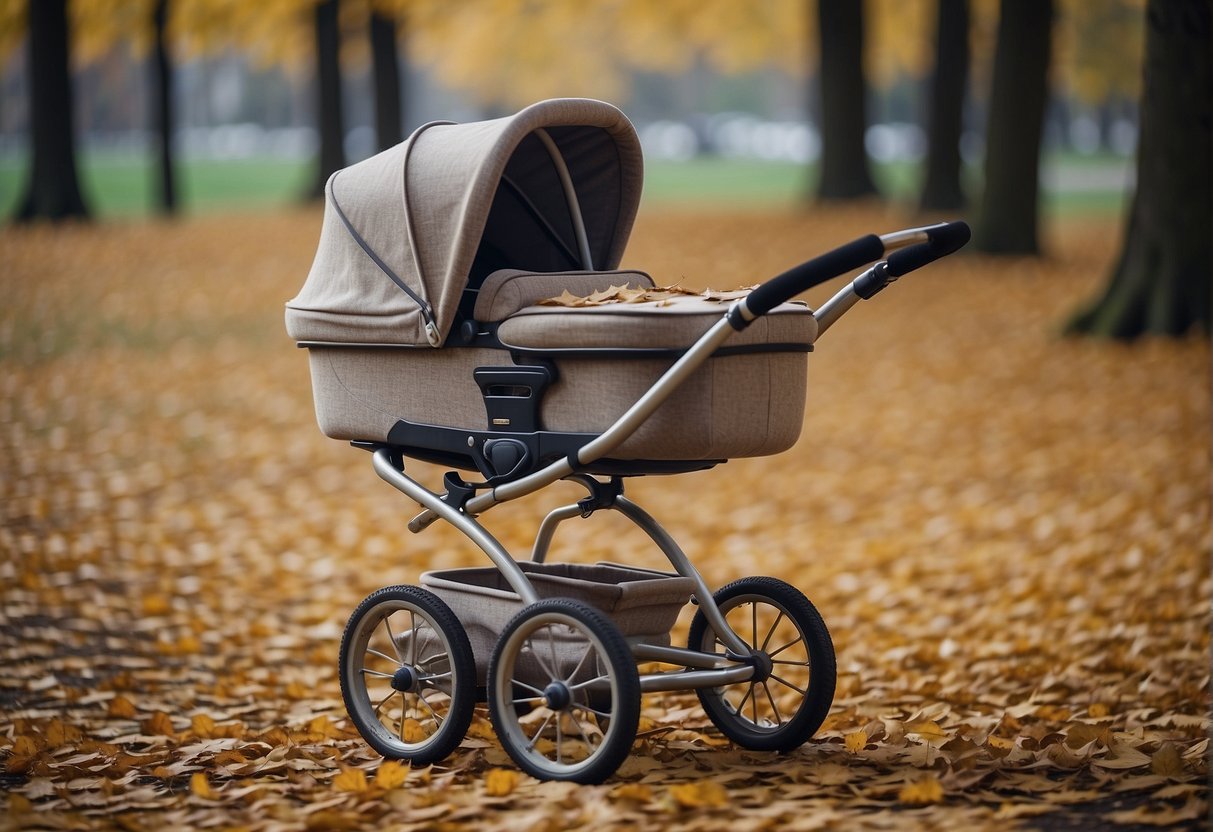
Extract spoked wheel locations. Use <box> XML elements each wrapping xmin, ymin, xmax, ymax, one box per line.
<box><xmin>687</xmin><ymin>576</ymin><xmax>836</xmax><ymax>752</ymax></box>
<box><xmin>488</xmin><ymin>599</ymin><xmax>640</xmax><ymax>784</ymax></box>
<box><xmin>339</xmin><ymin>585</ymin><xmax>476</xmax><ymax>764</ymax></box>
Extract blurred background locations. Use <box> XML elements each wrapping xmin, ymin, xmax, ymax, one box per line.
<box><xmin>0</xmin><ymin>0</ymin><xmax>1143</xmax><ymax>221</ymax></box>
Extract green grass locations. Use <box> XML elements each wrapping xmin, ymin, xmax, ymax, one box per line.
<box><xmin>0</xmin><ymin>151</ymin><xmax>1130</xmax><ymax>221</ymax></box>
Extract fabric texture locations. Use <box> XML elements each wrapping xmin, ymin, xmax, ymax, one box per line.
<box><xmin>286</xmin><ymin>99</ymin><xmax>644</xmax><ymax>346</ymax></box>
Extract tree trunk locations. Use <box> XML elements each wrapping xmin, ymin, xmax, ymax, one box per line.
<box><xmin>1066</xmin><ymin>0</ymin><xmax>1211</xmax><ymax>338</ymax></box>
<box><xmin>919</xmin><ymin>0</ymin><xmax>969</xmax><ymax>213</ymax></box>
<box><xmin>311</xmin><ymin>0</ymin><xmax>345</xmax><ymax>198</ymax></box>
<box><xmin>15</xmin><ymin>0</ymin><xmax>89</xmax><ymax>222</ymax></box>
<box><xmin>370</xmin><ymin>10</ymin><xmax>403</xmax><ymax>151</ymax></box>
<box><xmin>815</xmin><ymin>0</ymin><xmax>877</xmax><ymax>201</ymax></box>
<box><xmin>972</xmin><ymin>0</ymin><xmax>1053</xmax><ymax>254</ymax></box>
<box><xmin>152</xmin><ymin>0</ymin><xmax>176</xmax><ymax>215</ymax></box>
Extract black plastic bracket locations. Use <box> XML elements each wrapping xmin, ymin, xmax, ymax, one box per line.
<box><xmin>474</xmin><ymin>364</ymin><xmax>554</xmax><ymax>433</ymax></box>
<box><xmin>440</xmin><ymin>471</ymin><xmax>478</xmax><ymax>512</ymax></box>
<box><xmin>575</xmin><ymin>476</ymin><xmax>624</xmax><ymax>517</ymax></box>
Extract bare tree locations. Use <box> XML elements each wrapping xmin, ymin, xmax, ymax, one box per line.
<box><xmin>815</xmin><ymin>0</ymin><xmax>877</xmax><ymax>201</ymax></box>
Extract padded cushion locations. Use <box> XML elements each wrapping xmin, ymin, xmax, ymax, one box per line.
<box><xmin>473</xmin><ymin>269</ymin><xmax>655</xmax><ymax>322</ymax></box>
<box><xmin>496</xmin><ymin>294</ymin><xmax>818</xmax><ymax>351</ymax></box>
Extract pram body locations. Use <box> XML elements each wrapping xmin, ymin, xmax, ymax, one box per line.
<box><xmin>287</xmin><ymin>99</ymin><xmax>970</xmax><ymax>784</ymax></box>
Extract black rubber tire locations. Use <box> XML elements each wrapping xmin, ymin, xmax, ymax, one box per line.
<box><xmin>687</xmin><ymin>576</ymin><xmax>835</xmax><ymax>752</ymax></box>
<box><xmin>487</xmin><ymin>598</ymin><xmax>640</xmax><ymax>784</ymax></box>
<box><xmin>339</xmin><ymin>585</ymin><xmax>476</xmax><ymax>764</ymax></box>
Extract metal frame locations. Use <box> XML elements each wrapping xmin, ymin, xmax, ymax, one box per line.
<box><xmin>371</xmin><ymin>221</ymin><xmax>954</xmax><ymax>696</ymax></box>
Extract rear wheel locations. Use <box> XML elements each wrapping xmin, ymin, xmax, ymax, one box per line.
<box><xmin>488</xmin><ymin>599</ymin><xmax>640</xmax><ymax>784</ymax></box>
<box><xmin>687</xmin><ymin>576</ymin><xmax>835</xmax><ymax>752</ymax></box>
<box><xmin>339</xmin><ymin>585</ymin><xmax>476</xmax><ymax>764</ymax></box>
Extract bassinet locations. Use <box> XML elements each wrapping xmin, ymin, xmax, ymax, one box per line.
<box><xmin>286</xmin><ymin>98</ymin><xmax>815</xmax><ymax>479</ymax></box>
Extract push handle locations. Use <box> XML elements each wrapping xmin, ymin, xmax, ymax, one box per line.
<box><xmin>743</xmin><ymin>234</ymin><xmax>885</xmax><ymax>318</ymax></box>
<box><xmin>885</xmin><ymin>220</ymin><xmax>970</xmax><ymax>277</ymax></box>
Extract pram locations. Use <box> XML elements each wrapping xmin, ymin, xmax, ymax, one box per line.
<box><xmin>286</xmin><ymin>98</ymin><xmax>970</xmax><ymax>784</ymax></box>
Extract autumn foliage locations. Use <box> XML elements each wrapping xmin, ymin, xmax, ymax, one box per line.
<box><xmin>0</xmin><ymin>208</ymin><xmax>1208</xmax><ymax>828</ymax></box>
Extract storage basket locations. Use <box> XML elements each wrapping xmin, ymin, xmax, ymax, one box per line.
<box><xmin>419</xmin><ymin>562</ymin><xmax>694</xmax><ymax>685</ymax></box>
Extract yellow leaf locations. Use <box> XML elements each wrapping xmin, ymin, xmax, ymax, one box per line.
<box><xmin>374</xmin><ymin>760</ymin><xmax>408</xmax><ymax>790</ymax></box>
<box><xmin>669</xmin><ymin>780</ymin><xmax>728</xmax><ymax>809</ymax></box>
<box><xmin>905</xmin><ymin>720</ymin><xmax>947</xmax><ymax>743</ymax></box>
<box><xmin>1088</xmin><ymin>702</ymin><xmax>1110</xmax><ymax>718</ymax></box>
<box><xmin>845</xmin><ymin>730</ymin><xmax>868</xmax><ymax>753</ymax></box>
<box><xmin>285</xmin><ymin>681</ymin><xmax>309</xmax><ymax>700</ymax></box>
<box><xmin>1151</xmin><ymin>743</ymin><xmax>1184</xmax><ymax>778</ymax></box>
<box><xmin>401</xmin><ymin>718</ymin><xmax>428</xmax><ymax>744</ymax></box>
<box><xmin>45</xmin><ymin>719</ymin><xmax>81</xmax><ymax>747</ymax></box>
<box><xmin>333</xmin><ymin>767</ymin><xmax>369</xmax><ymax>793</ymax></box>
<box><xmin>108</xmin><ymin>695</ymin><xmax>137</xmax><ymax>719</ymax></box>
<box><xmin>8</xmin><ymin>794</ymin><xmax>32</xmax><ymax>814</ymax></box>
<box><xmin>899</xmin><ymin>777</ymin><xmax>944</xmax><ymax>805</ymax></box>
<box><xmin>190</xmin><ymin>772</ymin><xmax>215</xmax><ymax>799</ymax></box>
<box><xmin>142</xmin><ymin>594</ymin><xmax>171</xmax><ymax>616</ymax></box>
<box><xmin>191</xmin><ymin>713</ymin><xmax>216</xmax><ymax>738</ymax></box>
<box><xmin>610</xmin><ymin>783</ymin><xmax>653</xmax><ymax>803</ymax></box>
<box><xmin>484</xmin><ymin>768</ymin><xmax>519</xmax><ymax>797</ymax></box>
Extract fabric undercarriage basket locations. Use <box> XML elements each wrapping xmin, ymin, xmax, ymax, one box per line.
<box><xmin>415</xmin><ymin>562</ymin><xmax>695</xmax><ymax>686</ymax></box>
<box><xmin>286</xmin><ymin>98</ymin><xmax>818</xmax><ymax>470</ymax></box>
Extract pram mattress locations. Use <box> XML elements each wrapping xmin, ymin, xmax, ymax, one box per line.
<box><xmin>301</xmin><ymin>271</ymin><xmax>816</xmax><ymax>462</ymax></box>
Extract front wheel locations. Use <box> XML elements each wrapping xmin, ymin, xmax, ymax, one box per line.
<box><xmin>687</xmin><ymin>576</ymin><xmax>836</xmax><ymax>752</ymax></box>
<box><xmin>488</xmin><ymin>599</ymin><xmax>640</xmax><ymax>784</ymax></box>
<box><xmin>339</xmin><ymin>585</ymin><xmax>476</xmax><ymax>764</ymax></box>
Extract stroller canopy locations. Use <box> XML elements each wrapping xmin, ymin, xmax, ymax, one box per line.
<box><xmin>286</xmin><ymin>98</ymin><xmax>644</xmax><ymax>346</ymax></box>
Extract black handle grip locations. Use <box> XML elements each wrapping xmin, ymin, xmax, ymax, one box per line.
<box><xmin>886</xmin><ymin>220</ymin><xmax>970</xmax><ymax>277</ymax></box>
<box><xmin>745</xmin><ymin>234</ymin><xmax>885</xmax><ymax>317</ymax></box>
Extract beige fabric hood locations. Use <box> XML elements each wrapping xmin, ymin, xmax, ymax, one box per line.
<box><xmin>286</xmin><ymin>98</ymin><xmax>644</xmax><ymax>347</ymax></box>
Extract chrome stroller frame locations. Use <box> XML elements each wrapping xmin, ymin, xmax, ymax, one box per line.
<box><xmin>339</xmin><ymin>221</ymin><xmax>971</xmax><ymax>784</ymax></box>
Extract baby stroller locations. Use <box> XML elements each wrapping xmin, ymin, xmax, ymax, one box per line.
<box><xmin>286</xmin><ymin>98</ymin><xmax>969</xmax><ymax>784</ymax></box>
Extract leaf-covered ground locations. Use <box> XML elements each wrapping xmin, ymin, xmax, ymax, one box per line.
<box><xmin>1</xmin><ymin>207</ymin><xmax>1208</xmax><ymax>830</ymax></box>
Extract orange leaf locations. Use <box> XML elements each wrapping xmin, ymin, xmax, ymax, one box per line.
<box><xmin>610</xmin><ymin>783</ymin><xmax>653</xmax><ymax>803</ymax></box>
<box><xmin>333</xmin><ymin>767</ymin><xmax>368</xmax><ymax>793</ymax></box>
<box><xmin>845</xmin><ymin>730</ymin><xmax>868</xmax><ymax>753</ymax></box>
<box><xmin>669</xmin><ymin>780</ymin><xmax>728</xmax><ymax>809</ymax></box>
<box><xmin>190</xmin><ymin>772</ymin><xmax>216</xmax><ymax>799</ymax></box>
<box><xmin>374</xmin><ymin>760</ymin><xmax>408</xmax><ymax>790</ymax></box>
<box><xmin>899</xmin><ymin>777</ymin><xmax>944</xmax><ymax>805</ymax></box>
<box><xmin>484</xmin><ymin>768</ymin><xmax>519</xmax><ymax>797</ymax></box>
<box><xmin>142</xmin><ymin>711</ymin><xmax>176</xmax><ymax>738</ymax></box>
<box><xmin>107</xmin><ymin>695</ymin><xmax>137</xmax><ymax>719</ymax></box>
<box><xmin>191</xmin><ymin>713</ymin><xmax>217</xmax><ymax>739</ymax></box>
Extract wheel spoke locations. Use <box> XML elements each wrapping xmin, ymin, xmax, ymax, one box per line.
<box><xmin>769</xmin><ymin>672</ymin><xmax>807</xmax><ymax>695</ymax></box>
<box><xmin>555</xmin><ymin>717</ymin><xmax>563</xmax><ymax>764</ymax></box>
<box><xmin>566</xmin><ymin>708</ymin><xmax>597</xmax><ymax>752</ymax></box>
<box><xmin>570</xmin><ymin>674</ymin><xmax>610</xmax><ymax>692</ymax></box>
<box><xmin>530</xmin><ymin>627</ymin><xmax>558</xmax><ymax>681</ymax></box>
<box><xmin>409</xmin><ymin>611</ymin><xmax>418</xmax><ymax>665</ymax></box>
<box><xmin>547</xmin><ymin>627</ymin><xmax>560</xmax><ymax>682</ymax></box>
<box><xmin>511</xmin><ymin>679</ymin><xmax>546</xmax><ymax>698</ymax></box>
<box><xmin>762</xmin><ymin>681</ymin><xmax>783</xmax><ymax>725</ymax></box>
<box><xmin>768</xmin><ymin>634</ymin><xmax>804</xmax><ymax>659</ymax></box>
<box><xmin>415</xmin><ymin>688</ymin><xmax>445</xmax><ymax>726</ymax></box>
<box><xmin>418</xmin><ymin>671</ymin><xmax>452</xmax><ymax>682</ymax></box>
<box><xmin>383</xmin><ymin>614</ymin><xmax>406</xmax><ymax>664</ymax></box>
<box><xmin>771</xmin><ymin>658</ymin><xmax>811</xmax><ymax>667</ymax></box>
<box><xmin>397</xmin><ymin>692</ymin><xmax>408</xmax><ymax>741</ymax></box>
<box><xmin>529</xmin><ymin>712</ymin><xmax>554</xmax><ymax>749</ymax></box>
<box><xmin>565</xmin><ymin>643</ymin><xmax>593</xmax><ymax>685</ymax></box>
<box><xmin>373</xmin><ymin>689</ymin><xmax>396</xmax><ymax>716</ymax></box>
<box><xmin>759</xmin><ymin>611</ymin><xmax>785</xmax><ymax>652</ymax></box>
<box><xmin>733</xmin><ymin>681</ymin><xmax>756</xmax><ymax>718</ymax></box>
<box><xmin>572</xmin><ymin>702</ymin><xmax>612</xmax><ymax>720</ymax></box>
<box><xmin>366</xmin><ymin>647</ymin><xmax>401</xmax><ymax>666</ymax></box>
<box><xmin>751</xmin><ymin>682</ymin><xmax>759</xmax><ymax>724</ymax></box>
<box><xmin>750</xmin><ymin>602</ymin><xmax>758</xmax><ymax>649</ymax></box>
<box><xmin>512</xmin><ymin>696</ymin><xmax>545</xmax><ymax>706</ymax></box>
<box><xmin>362</xmin><ymin>667</ymin><xmax>395</xmax><ymax>679</ymax></box>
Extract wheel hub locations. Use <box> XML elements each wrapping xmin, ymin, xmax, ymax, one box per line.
<box><xmin>542</xmin><ymin>681</ymin><xmax>572</xmax><ymax>711</ymax></box>
<box><xmin>391</xmin><ymin>665</ymin><xmax>418</xmax><ymax>692</ymax></box>
<box><xmin>749</xmin><ymin>650</ymin><xmax>774</xmax><ymax>683</ymax></box>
